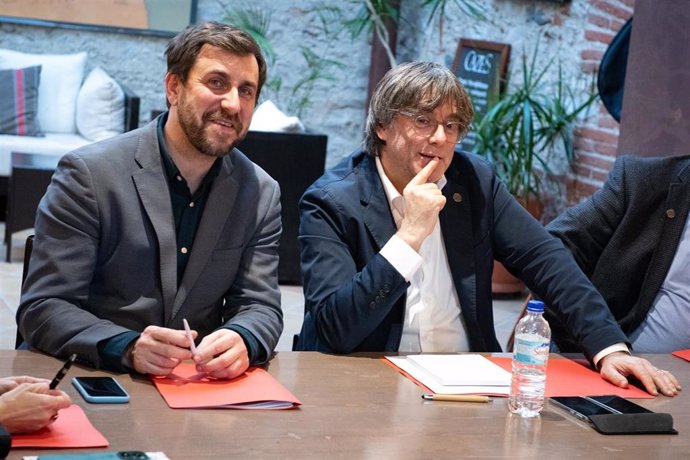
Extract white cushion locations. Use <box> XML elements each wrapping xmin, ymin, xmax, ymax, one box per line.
<box><xmin>76</xmin><ymin>67</ymin><xmax>125</xmax><ymax>142</ymax></box>
<box><xmin>0</xmin><ymin>133</ymin><xmax>91</xmax><ymax>176</ymax></box>
<box><xmin>0</xmin><ymin>49</ymin><xmax>87</xmax><ymax>134</ymax></box>
<box><xmin>249</xmin><ymin>100</ymin><xmax>305</xmax><ymax>133</ymax></box>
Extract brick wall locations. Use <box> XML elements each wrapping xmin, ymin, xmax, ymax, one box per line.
<box><xmin>568</xmin><ymin>0</ymin><xmax>635</xmax><ymax>203</ymax></box>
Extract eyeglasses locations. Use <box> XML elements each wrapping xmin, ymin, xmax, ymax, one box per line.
<box><xmin>397</xmin><ymin>111</ymin><xmax>463</xmax><ymax>143</ymax></box>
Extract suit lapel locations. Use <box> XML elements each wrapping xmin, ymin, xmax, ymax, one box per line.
<box><xmin>132</xmin><ymin>128</ymin><xmax>177</xmax><ymax>323</ymax></box>
<box><xmin>357</xmin><ymin>155</ymin><xmax>397</xmax><ymax>249</ymax></box>
<box><xmin>172</xmin><ymin>156</ymin><xmax>238</xmax><ymax>319</ymax></box>
<box><xmin>439</xmin><ymin>171</ymin><xmax>476</xmax><ymax>322</ymax></box>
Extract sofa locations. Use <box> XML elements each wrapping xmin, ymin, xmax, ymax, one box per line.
<box><xmin>0</xmin><ymin>48</ymin><xmax>140</xmax><ymax>215</ymax></box>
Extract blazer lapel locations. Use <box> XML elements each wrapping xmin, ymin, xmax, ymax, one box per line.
<box><xmin>439</xmin><ymin>177</ymin><xmax>476</xmax><ymax>320</ymax></box>
<box><xmin>172</xmin><ymin>156</ymin><xmax>238</xmax><ymax>319</ymax></box>
<box><xmin>357</xmin><ymin>155</ymin><xmax>397</xmax><ymax>249</ymax></box>
<box><xmin>131</xmin><ymin>129</ymin><xmax>177</xmax><ymax>323</ymax></box>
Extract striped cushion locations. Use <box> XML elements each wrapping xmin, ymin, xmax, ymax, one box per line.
<box><xmin>0</xmin><ymin>65</ymin><xmax>43</xmax><ymax>136</ymax></box>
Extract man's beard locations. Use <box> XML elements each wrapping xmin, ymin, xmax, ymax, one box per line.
<box><xmin>177</xmin><ymin>95</ymin><xmax>245</xmax><ymax>158</ymax></box>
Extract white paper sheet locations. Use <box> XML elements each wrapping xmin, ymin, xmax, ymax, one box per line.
<box><xmin>386</xmin><ymin>354</ymin><xmax>511</xmax><ymax>396</ymax></box>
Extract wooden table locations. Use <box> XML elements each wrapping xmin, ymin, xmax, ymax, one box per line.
<box><xmin>2</xmin><ymin>351</ymin><xmax>688</xmax><ymax>459</ymax></box>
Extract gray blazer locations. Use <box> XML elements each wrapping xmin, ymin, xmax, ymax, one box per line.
<box><xmin>18</xmin><ymin>119</ymin><xmax>283</xmax><ymax>368</ymax></box>
<box><xmin>546</xmin><ymin>154</ymin><xmax>690</xmax><ymax>350</ymax></box>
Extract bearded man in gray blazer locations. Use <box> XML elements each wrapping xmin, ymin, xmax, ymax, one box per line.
<box><xmin>17</xmin><ymin>22</ymin><xmax>283</xmax><ymax>379</ymax></box>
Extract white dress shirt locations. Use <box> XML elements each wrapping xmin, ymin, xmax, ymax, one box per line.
<box><xmin>375</xmin><ymin>157</ymin><xmax>470</xmax><ymax>352</ymax></box>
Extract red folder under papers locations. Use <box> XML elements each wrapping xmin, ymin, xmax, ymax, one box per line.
<box><xmin>152</xmin><ymin>363</ymin><xmax>301</xmax><ymax>409</ymax></box>
<box><xmin>11</xmin><ymin>404</ymin><xmax>109</xmax><ymax>449</ymax></box>
<box><xmin>386</xmin><ymin>356</ymin><xmax>652</xmax><ymax>399</ymax></box>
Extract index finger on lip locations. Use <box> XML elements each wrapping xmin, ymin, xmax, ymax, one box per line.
<box><xmin>409</xmin><ymin>157</ymin><xmax>440</xmax><ymax>186</ymax></box>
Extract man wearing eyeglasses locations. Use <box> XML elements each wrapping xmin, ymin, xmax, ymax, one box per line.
<box><xmin>295</xmin><ymin>61</ymin><xmax>680</xmax><ymax>397</ymax></box>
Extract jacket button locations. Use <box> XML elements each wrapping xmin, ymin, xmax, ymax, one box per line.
<box><xmin>453</xmin><ymin>192</ymin><xmax>462</xmax><ymax>203</ymax></box>
<box><xmin>370</xmin><ymin>301</ymin><xmax>376</xmax><ymax>309</ymax></box>
<box><xmin>666</xmin><ymin>208</ymin><xmax>676</xmax><ymax>219</ymax></box>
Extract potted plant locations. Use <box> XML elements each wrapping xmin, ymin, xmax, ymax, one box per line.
<box><xmin>472</xmin><ymin>46</ymin><xmax>597</xmax><ymax>293</ymax></box>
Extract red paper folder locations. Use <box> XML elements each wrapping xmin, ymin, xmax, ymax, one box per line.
<box><xmin>152</xmin><ymin>363</ymin><xmax>301</xmax><ymax>409</ymax></box>
<box><xmin>672</xmin><ymin>349</ymin><xmax>690</xmax><ymax>362</ymax></box>
<box><xmin>489</xmin><ymin>357</ymin><xmax>652</xmax><ymax>399</ymax></box>
<box><xmin>11</xmin><ymin>404</ymin><xmax>109</xmax><ymax>449</ymax></box>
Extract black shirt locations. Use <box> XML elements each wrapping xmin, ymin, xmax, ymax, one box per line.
<box><xmin>157</xmin><ymin>113</ymin><xmax>222</xmax><ymax>284</ymax></box>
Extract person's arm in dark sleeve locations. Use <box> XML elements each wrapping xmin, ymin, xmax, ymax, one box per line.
<box><xmin>490</xmin><ymin>173</ymin><xmax>627</xmax><ymax>362</ymax></box>
<box><xmin>97</xmin><ymin>331</ymin><xmax>141</xmax><ymax>373</ymax></box>
<box><xmin>299</xmin><ymin>187</ymin><xmax>409</xmax><ymax>353</ymax></box>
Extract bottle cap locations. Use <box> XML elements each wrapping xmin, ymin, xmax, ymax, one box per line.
<box><xmin>526</xmin><ymin>300</ymin><xmax>545</xmax><ymax>313</ymax></box>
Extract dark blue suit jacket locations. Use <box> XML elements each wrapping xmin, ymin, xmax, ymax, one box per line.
<box><xmin>296</xmin><ymin>149</ymin><xmax>627</xmax><ymax>361</ymax></box>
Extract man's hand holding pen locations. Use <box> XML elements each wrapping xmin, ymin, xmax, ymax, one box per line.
<box><xmin>130</xmin><ymin>325</ymin><xmax>197</xmax><ymax>376</ymax></box>
<box><xmin>188</xmin><ymin>326</ymin><xmax>250</xmax><ymax>381</ymax></box>
<box><xmin>129</xmin><ymin>321</ymin><xmax>248</xmax><ymax>379</ymax></box>
<box><xmin>0</xmin><ymin>359</ymin><xmax>73</xmax><ymax>434</ymax></box>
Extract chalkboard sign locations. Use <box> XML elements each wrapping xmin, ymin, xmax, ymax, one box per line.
<box><xmin>452</xmin><ymin>39</ymin><xmax>510</xmax><ymax>152</ymax></box>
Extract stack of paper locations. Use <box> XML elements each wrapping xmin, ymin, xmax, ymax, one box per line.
<box><xmin>386</xmin><ymin>354</ymin><xmax>511</xmax><ymax>396</ymax></box>
<box><xmin>152</xmin><ymin>363</ymin><xmax>301</xmax><ymax>410</ymax></box>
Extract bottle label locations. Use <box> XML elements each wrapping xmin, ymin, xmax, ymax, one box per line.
<box><xmin>515</xmin><ymin>336</ymin><xmax>549</xmax><ymax>366</ymax></box>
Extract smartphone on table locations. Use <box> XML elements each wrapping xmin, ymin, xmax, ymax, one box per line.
<box><xmin>38</xmin><ymin>452</ymin><xmax>151</xmax><ymax>459</ymax></box>
<box><xmin>72</xmin><ymin>376</ymin><xmax>130</xmax><ymax>403</ymax></box>
<box><xmin>550</xmin><ymin>395</ymin><xmax>651</xmax><ymax>423</ymax></box>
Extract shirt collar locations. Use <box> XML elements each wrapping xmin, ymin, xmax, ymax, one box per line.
<box><xmin>157</xmin><ymin>112</ymin><xmax>222</xmax><ymax>194</ymax></box>
<box><xmin>374</xmin><ymin>156</ymin><xmax>447</xmax><ymax>226</ymax></box>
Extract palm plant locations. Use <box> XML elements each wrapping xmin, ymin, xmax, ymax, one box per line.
<box><xmin>472</xmin><ymin>47</ymin><xmax>597</xmax><ymax>208</ymax></box>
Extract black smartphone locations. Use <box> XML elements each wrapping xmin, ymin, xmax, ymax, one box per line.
<box><xmin>72</xmin><ymin>376</ymin><xmax>130</xmax><ymax>404</ymax></box>
<box><xmin>589</xmin><ymin>395</ymin><xmax>652</xmax><ymax>414</ymax></box>
<box><xmin>551</xmin><ymin>395</ymin><xmax>651</xmax><ymax>423</ymax></box>
<box><xmin>550</xmin><ymin>396</ymin><xmax>612</xmax><ymax>423</ymax></box>
<box><xmin>38</xmin><ymin>452</ymin><xmax>150</xmax><ymax>459</ymax></box>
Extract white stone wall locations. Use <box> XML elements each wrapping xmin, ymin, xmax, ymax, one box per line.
<box><xmin>0</xmin><ymin>0</ymin><xmax>599</xmax><ymax>168</ymax></box>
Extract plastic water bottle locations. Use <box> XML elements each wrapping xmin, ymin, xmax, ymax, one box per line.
<box><xmin>509</xmin><ymin>300</ymin><xmax>551</xmax><ymax>417</ymax></box>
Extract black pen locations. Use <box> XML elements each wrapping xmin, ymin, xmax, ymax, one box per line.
<box><xmin>49</xmin><ymin>353</ymin><xmax>77</xmax><ymax>389</ymax></box>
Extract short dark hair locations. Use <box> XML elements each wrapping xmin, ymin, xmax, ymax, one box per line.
<box><xmin>364</xmin><ymin>61</ymin><xmax>473</xmax><ymax>156</ymax></box>
<box><xmin>165</xmin><ymin>21</ymin><xmax>267</xmax><ymax>102</ymax></box>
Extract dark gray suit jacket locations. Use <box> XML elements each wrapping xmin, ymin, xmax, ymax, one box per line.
<box><xmin>18</xmin><ymin>119</ymin><xmax>283</xmax><ymax>368</ymax></box>
<box><xmin>296</xmin><ymin>149</ymin><xmax>626</xmax><ymax>361</ymax></box>
<box><xmin>546</xmin><ymin>154</ymin><xmax>690</xmax><ymax>351</ymax></box>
